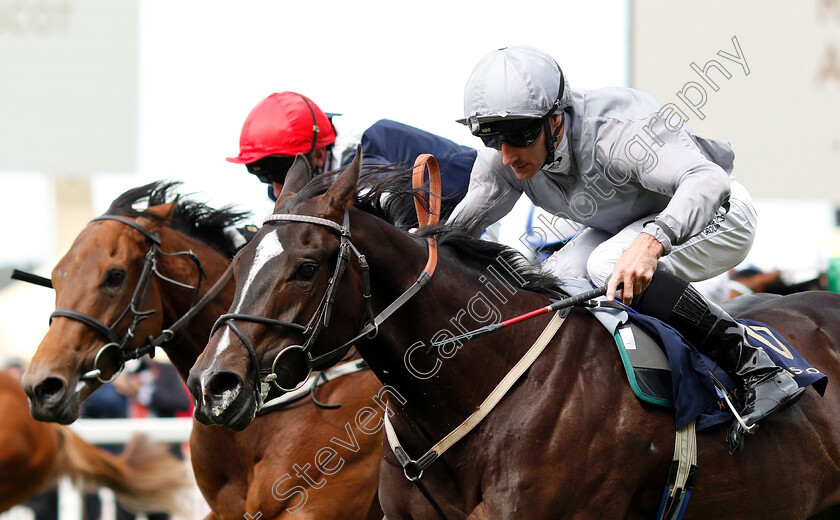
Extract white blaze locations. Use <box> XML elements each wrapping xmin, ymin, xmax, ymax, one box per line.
<box><xmin>209</xmin><ymin>231</ymin><xmax>284</xmax><ymax>365</ymax></box>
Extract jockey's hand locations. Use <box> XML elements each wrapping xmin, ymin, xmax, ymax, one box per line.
<box><xmin>607</xmin><ymin>233</ymin><xmax>665</xmax><ymax>304</ymax></box>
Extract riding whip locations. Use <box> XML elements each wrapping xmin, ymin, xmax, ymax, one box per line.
<box><xmin>11</xmin><ymin>269</ymin><xmax>53</xmax><ymax>289</ymax></box>
<box><xmin>431</xmin><ymin>285</ymin><xmax>608</xmax><ymax>350</ymax></box>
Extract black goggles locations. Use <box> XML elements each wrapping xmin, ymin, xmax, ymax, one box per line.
<box><xmin>473</xmin><ymin>118</ymin><xmax>545</xmax><ymax>150</ymax></box>
<box><xmin>246</xmin><ymin>155</ymin><xmax>299</xmax><ymax>184</ymax></box>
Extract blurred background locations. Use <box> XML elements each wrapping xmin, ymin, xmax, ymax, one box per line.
<box><xmin>1</xmin><ymin>0</ymin><xmax>838</xmax><ymax>364</ymax></box>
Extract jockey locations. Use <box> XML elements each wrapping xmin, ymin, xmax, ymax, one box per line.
<box><xmin>226</xmin><ymin>91</ymin><xmax>476</xmax><ymax>214</ymax></box>
<box><xmin>447</xmin><ymin>45</ymin><xmax>803</xmax><ymax>435</ymax></box>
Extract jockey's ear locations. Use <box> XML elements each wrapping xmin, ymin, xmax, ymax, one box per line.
<box><xmin>324</xmin><ymin>144</ymin><xmax>360</xmax><ymax>212</ymax></box>
<box><xmin>278</xmin><ymin>154</ymin><xmax>312</xmax><ymax>199</ymax></box>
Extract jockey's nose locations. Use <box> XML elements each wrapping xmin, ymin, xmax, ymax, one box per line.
<box><xmin>498</xmin><ymin>142</ymin><xmax>518</xmax><ymax>164</ymax></box>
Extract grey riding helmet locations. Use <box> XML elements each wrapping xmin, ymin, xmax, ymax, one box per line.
<box><xmin>458</xmin><ymin>46</ymin><xmax>571</xmax><ymax>159</ymax></box>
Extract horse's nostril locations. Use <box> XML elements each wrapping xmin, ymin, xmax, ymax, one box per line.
<box><xmin>35</xmin><ymin>377</ymin><xmax>67</xmax><ymax>404</ymax></box>
<box><xmin>207</xmin><ymin>371</ymin><xmax>242</xmax><ymax>398</ymax></box>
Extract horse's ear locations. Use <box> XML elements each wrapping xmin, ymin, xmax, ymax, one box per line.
<box><xmin>324</xmin><ymin>145</ymin><xmax>361</xmax><ymax>211</ymax></box>
<box><xmin>145</xmin><ymin>201</ymin><xmax>176</xmax><ymax>218</ymax></box>
<box><xmin>278</xmin><ymin>154</ymin><xmax>312</xmax><ymax>198</ymax></box>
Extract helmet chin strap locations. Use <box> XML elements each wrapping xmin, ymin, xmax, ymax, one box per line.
<box><xmin>296</xmin><ymin>93</ymin><xmax>320</xmax><ymax>155</ymax></box>
<box><xmin>307</xmin><ymin>147</ymin><xmax>334</xmax><ymax>176</ymax></box>
<box><xmin>296</xmin><ymin>96</ymin><xmax>337</xmax><ymax>175</ymax></box>
<box><xmin>542</xmin><ymin>71</ymin><xmax>566</xmax><ymax>167</ymax></box>
<box><xmin>542</xmin><ymin>114</ymin><xmax>565</xmax><ymax>167</ymax></box>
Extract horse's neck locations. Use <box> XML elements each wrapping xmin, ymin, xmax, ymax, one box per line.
<box><xmin>156</xmin><ymin>230</ymin><xmax>234</xmax><ymax>381</ymax></box>
<box><xmin>354</xmin><ymin>213</ymin><xmax>553</xmax><ymax>430</ymax></box>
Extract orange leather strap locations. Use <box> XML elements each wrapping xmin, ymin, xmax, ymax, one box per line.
<box><xmin>412</xmin><ymin>154</ymin><xmax>441</xmax><ymax>277</ymax></box>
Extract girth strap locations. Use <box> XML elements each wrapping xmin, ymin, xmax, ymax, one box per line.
<box><xmin>383</xmin><ymin>309</ymin><xmax>568</xmax><ymax>519</ymax></box>
<box><xmin>656</xmin><ymin>421</ymin><xmax>698</xmax><ymax>520</ymax></box>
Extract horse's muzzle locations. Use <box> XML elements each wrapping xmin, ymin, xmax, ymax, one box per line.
<box><xmin>187</xmin><ymin>369</ymin><xmax>256</xmax><ymax>431</ymax></box>
<box><xmin>22</xmin><ymin>373</ymin><xmax>85</xmax><ymax>424</ymax></box>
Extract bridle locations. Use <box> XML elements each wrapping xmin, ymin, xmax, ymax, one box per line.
<box><xmin>210</xmin><ymin>155</ymin><xmax>441</xmax><ymax>409</ymax></box>
<box><xmin>49</xmin><ymin>215</ymin><xmax>211</xmax><ymax>383</ymax></box>
<box><xmin>211</xmin><ymin>211</ymin><xmax>380</xmax><ymax>404</ymax></box>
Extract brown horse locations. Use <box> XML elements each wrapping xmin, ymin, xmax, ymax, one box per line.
<box><xmin>729</xmin><ymin>267</ymin><xmax>826</xmax><ymax>299</ymax></box>
<box><xmin>0</xmin><ymin>370</ymin><xmax>188</xmax><ymax>513</ymax></box>
<box><xmin>189</xmin><ymin>152</ymin><xmax>840</xmax><ymax>519</ymax></box>
<box><xmin>20</xmin><ymin>182</ymin><xmax>384</xmax><ymax>519</ymax></box>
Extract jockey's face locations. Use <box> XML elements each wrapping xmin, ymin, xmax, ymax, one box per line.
<box><xmin>259</xmin><ymin>147</ymin><xmax>330</xmax><ymax>202</ymax></box>
<box><xmin>271</xmin><ymin>181</ymin><xmax>284</xmax><ymax>200</ymax></box>
<box><xmin>497</xmin><ymin>114</ymin><xmax>564</xmax><ymax>180</ymax></box>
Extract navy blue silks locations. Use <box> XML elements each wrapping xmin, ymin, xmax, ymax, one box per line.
<box><xmin>342</xmin><ymin>119</ymin><xmax>476</xmax><ymax>204</ymax></box>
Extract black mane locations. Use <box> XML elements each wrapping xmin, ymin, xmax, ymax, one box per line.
<box><xmin>418</xmin><ymin>223</ymin><xmax>563</xmax><ymax>296</ymax></box>
<box><xmin>290</xmin><ymin>164</ymin><xmax>427</xmax><ymax>229</ymax></box>
<box><xmin>105</xmin><ymin>181</ymin><xmax>250</xmax><ymax>258</ymax></box>
<box><xmin>291</xmin><ymin>165</ymin><xmax>562</xmax><ymax>295</ymax></box>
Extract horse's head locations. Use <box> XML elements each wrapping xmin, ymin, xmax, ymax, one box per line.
<box><xmin>23</xmin><ymin>182</ymin><xmax>240</xmax><ymax>424</ymax></box>
<box><xmin>189</xmin><ymin>154</ymin><xmax>367</xmax><ymax>431</ymax></box>
<box><xmin>23</xmin><ymin>210</ymin><xmax>170</xmax><ymax>423</ymax></box>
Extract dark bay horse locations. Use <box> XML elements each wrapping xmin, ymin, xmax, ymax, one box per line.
<box><xmin>190</xmin><ymin>152</ymin><xmax>840</xmax><ymax>519</ymax></box>
<box><xmin>21</xmin><ymin>182</ymin><xmax>384</xmax><ymax>519</ymax></box>
<box><xmin>1</xmin><ymin>370</ymin><xmax>188</xmax><ymax>513</ymax></box>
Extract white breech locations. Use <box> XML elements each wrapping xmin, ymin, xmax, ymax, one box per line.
<box><xmin>541</xmin><ymin>182</ymin><xmax>757</xmax><ymax>288</ymax></box>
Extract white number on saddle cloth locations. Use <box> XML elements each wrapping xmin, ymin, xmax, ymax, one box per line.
<box><xmin>619</xmin><ymin>325</ymin><xmax>637</xmax><ymax>350</ymax></box>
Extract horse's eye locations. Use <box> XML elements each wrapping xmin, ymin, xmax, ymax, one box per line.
<box><xmin>296</xmin><ymin>263</ymin><xmax>318</xmax><ymax>281</ymax></box>
<box><xmin>104</xmin><ymin>270</ymin><xmax>126</xmax><ymax>289</ymax></box>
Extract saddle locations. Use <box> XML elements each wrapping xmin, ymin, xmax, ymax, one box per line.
<box><xmin>554</xmin><ymin>278</ymin><xmax>828</xmax><ymax>520</ymax></box>
<box><xmin>614</xmin><ymin>313</ymin><xmax>827</xmax><ymax>430</ymax></box>
<box><xmin>556</xmin><ymin>277</ymin><xmax>828</xmax><ymax>432</ymax></box>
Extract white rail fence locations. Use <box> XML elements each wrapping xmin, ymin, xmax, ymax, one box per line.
<box><xmin>2</xmin><ymin>418</ymin><xmax>210</xmax><ymax>520</ymax></box>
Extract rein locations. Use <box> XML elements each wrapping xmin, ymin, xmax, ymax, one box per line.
<box><xmin>210</xmin><ymin>154</ymin><xmax>443</xmax><ymax>410</ymax></box>
<box><xmin>38</xmin><ymin>215</ymin><xmax>218</xmax><ymax>383</ymax></box>
<box><xmin>140</xmin><ymin>262</ymin><xmax>233</xmax><ymax>356</ymax></box>
<box><xmin>210</xmin><ymin>211</ymin><xmax>369</xmax><ymax>402</ymax></box>
<box><xmin>387</xmin><ymin>289</ymin><xmax>617</xmax><ymax>519</ymax></box>
<box><xmin>385</xmin><ymin>308</ymin><xmax>570</xmax><ymax>520</ymax></box>
<box><xmin>381</xmin><ymin>159</ymin><xmax>611</xmax><ymax>518</ymax></box>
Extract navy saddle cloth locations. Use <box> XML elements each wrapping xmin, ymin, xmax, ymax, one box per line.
<box><xmin>625</xmin><ymin>311</ymin><xmax>828</xmax><ymax>431</ymax></box>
